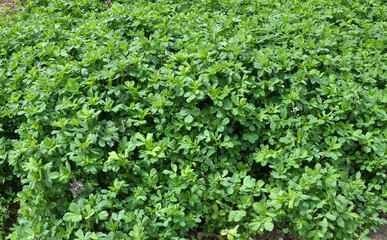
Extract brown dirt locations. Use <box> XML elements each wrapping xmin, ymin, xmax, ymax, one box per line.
<box><xmin>368</xmin><ymin>225</ymin><xmax>387</xmax><ymax>240</ymax></box>
<box><xmin>185</xmin><ymin>223</ymin><xmax>295</xmax><ymax>240</ymax></box>
<box><xmin>0</xmin><ymin>0</ymin><xmax>16</xmax><ymax>12</ymax></box>
<box><xmin>254</xmin><ymin>224</ymin><xmax>295</xmax><ymax>240</ymax></box>
<box><xmin>3</xmin><ymin>202</ymin><xmax>18</xmax><ymax>236</ymax></box>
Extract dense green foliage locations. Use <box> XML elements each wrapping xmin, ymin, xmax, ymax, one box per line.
<box><xmin>1</xmin><ymin>0</ymin><xmax>386</xmax><ymax>239</ymax></box>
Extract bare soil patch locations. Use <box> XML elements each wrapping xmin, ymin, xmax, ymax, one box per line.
<box><xmin>368</xmin><ymin>225</ymin><xmax>387</xmax><ymax>240</ymax></box>
<box><xmin>0</xmin><ymin>0</ymin><xmax>16</xmax><ymax>12</ymax></box>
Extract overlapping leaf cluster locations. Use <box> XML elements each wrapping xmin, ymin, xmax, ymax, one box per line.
<box><xmin>0</xmin><ymin>0</ymin><xmax>386</xmax><ymax>239</ymax></box>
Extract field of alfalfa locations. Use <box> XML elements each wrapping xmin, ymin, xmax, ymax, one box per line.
<box><xmin>0</xmin><ymin>0</ymin><xmax>386</xmax><ymax>239</ymax></box>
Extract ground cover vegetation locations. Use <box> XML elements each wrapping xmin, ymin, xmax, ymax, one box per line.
<box><xmin>0</xmin><ymin>0</ymin><xmax>386</xmax><ymax>239</ymax></box>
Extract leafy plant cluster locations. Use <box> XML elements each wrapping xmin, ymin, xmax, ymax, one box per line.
<box><xmin>0</xmin><ymin>0</ymin><xmax>386</xmax><ymax>239</ymax></box>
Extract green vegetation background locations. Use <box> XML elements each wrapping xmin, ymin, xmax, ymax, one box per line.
<box><xmin>0</xmin><ymin>0</ymin><xmax>386</xmax><ymax>239</ymax></box>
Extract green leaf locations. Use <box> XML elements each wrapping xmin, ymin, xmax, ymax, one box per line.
<box><xmin>184</xmin><ymin>114</ymin><xmax>193</xmax><ymax>124</ymax></box>
<box><xmin>171</xmin><ymin>163</ymin><xmax>177</xmax><ymax>172</ymax></box>
<box><xmin>221</xmin><ymin>118</ymin><xmax>230</xmax><ymax>125</ymax></box>
<box><xmin>270</xmin><ymin>121</ymin><xmax>276</xmax><ymax>130</ymax></box>
<box><xmin>64</xmin><ymin>212</ymin><xmax>82</xmax><ymax>222</ymax></box>
<box><xmin>75</xmin><ymin>229</ymin><xmax>84</xmax><ymax>239</ymax></box>
<box><xmin>187</xmin><ymin>95</ymin><xmax>195</xmax><ymax>102</ymax></box>
<box><xmin>49</xmin><ymin>171</ymin><xmax>60</xmax><ymax>180</ymax></box>
<box><xmin>325</xmin><ymin>212</ymin><xmax>336</xmax><ymax>221</ymax></box>
<box><xmin>98</xmin><ymin>211</ymin><xmax>109</xmax><ymax>220</ymax></box>
<box><xmin>64</xmin><ymin>202</ymin><xmax>82</xmax><ymax>222</ymax></box>
<box><xmin>321</xmin><ymin>217</ymin><xmax>328</xmax><ymax>229</ymax></box>
<box><xmin>89</xmin><ymin>232</ymin><xmax>98</xmax><ymax>240</ymax></box>
<box><xmin>228</xmin><ymin>210</ymin><xmax>246</xmax><ymax>222</ymax></box>
<box><xmin>243</xmin><ymin>133</ymin><xmax>258</xmax><ymax>144</ymax></box>
<box><xmin>243</xmin><ymin>176</ymin><xmax>256</xmax><ymax>188</ymax></box>
<box><xmin>108</xmin><ymin>151</ymin><xmax>119</xmax><ymax>162</ymax></box>
<box><xmin>250</xmin><ymin>221</ymin><xmax>262</xmax><ymax>232</ymax></box>
<box><xmin>69</xmin><ymin>203</ymin><xmax>80</xmax><ymax>214</ymax></box>
<box><xmin>264</xmin><ymin>221</ymin><xmax>274</xmax><ymax>231</ymax></box>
